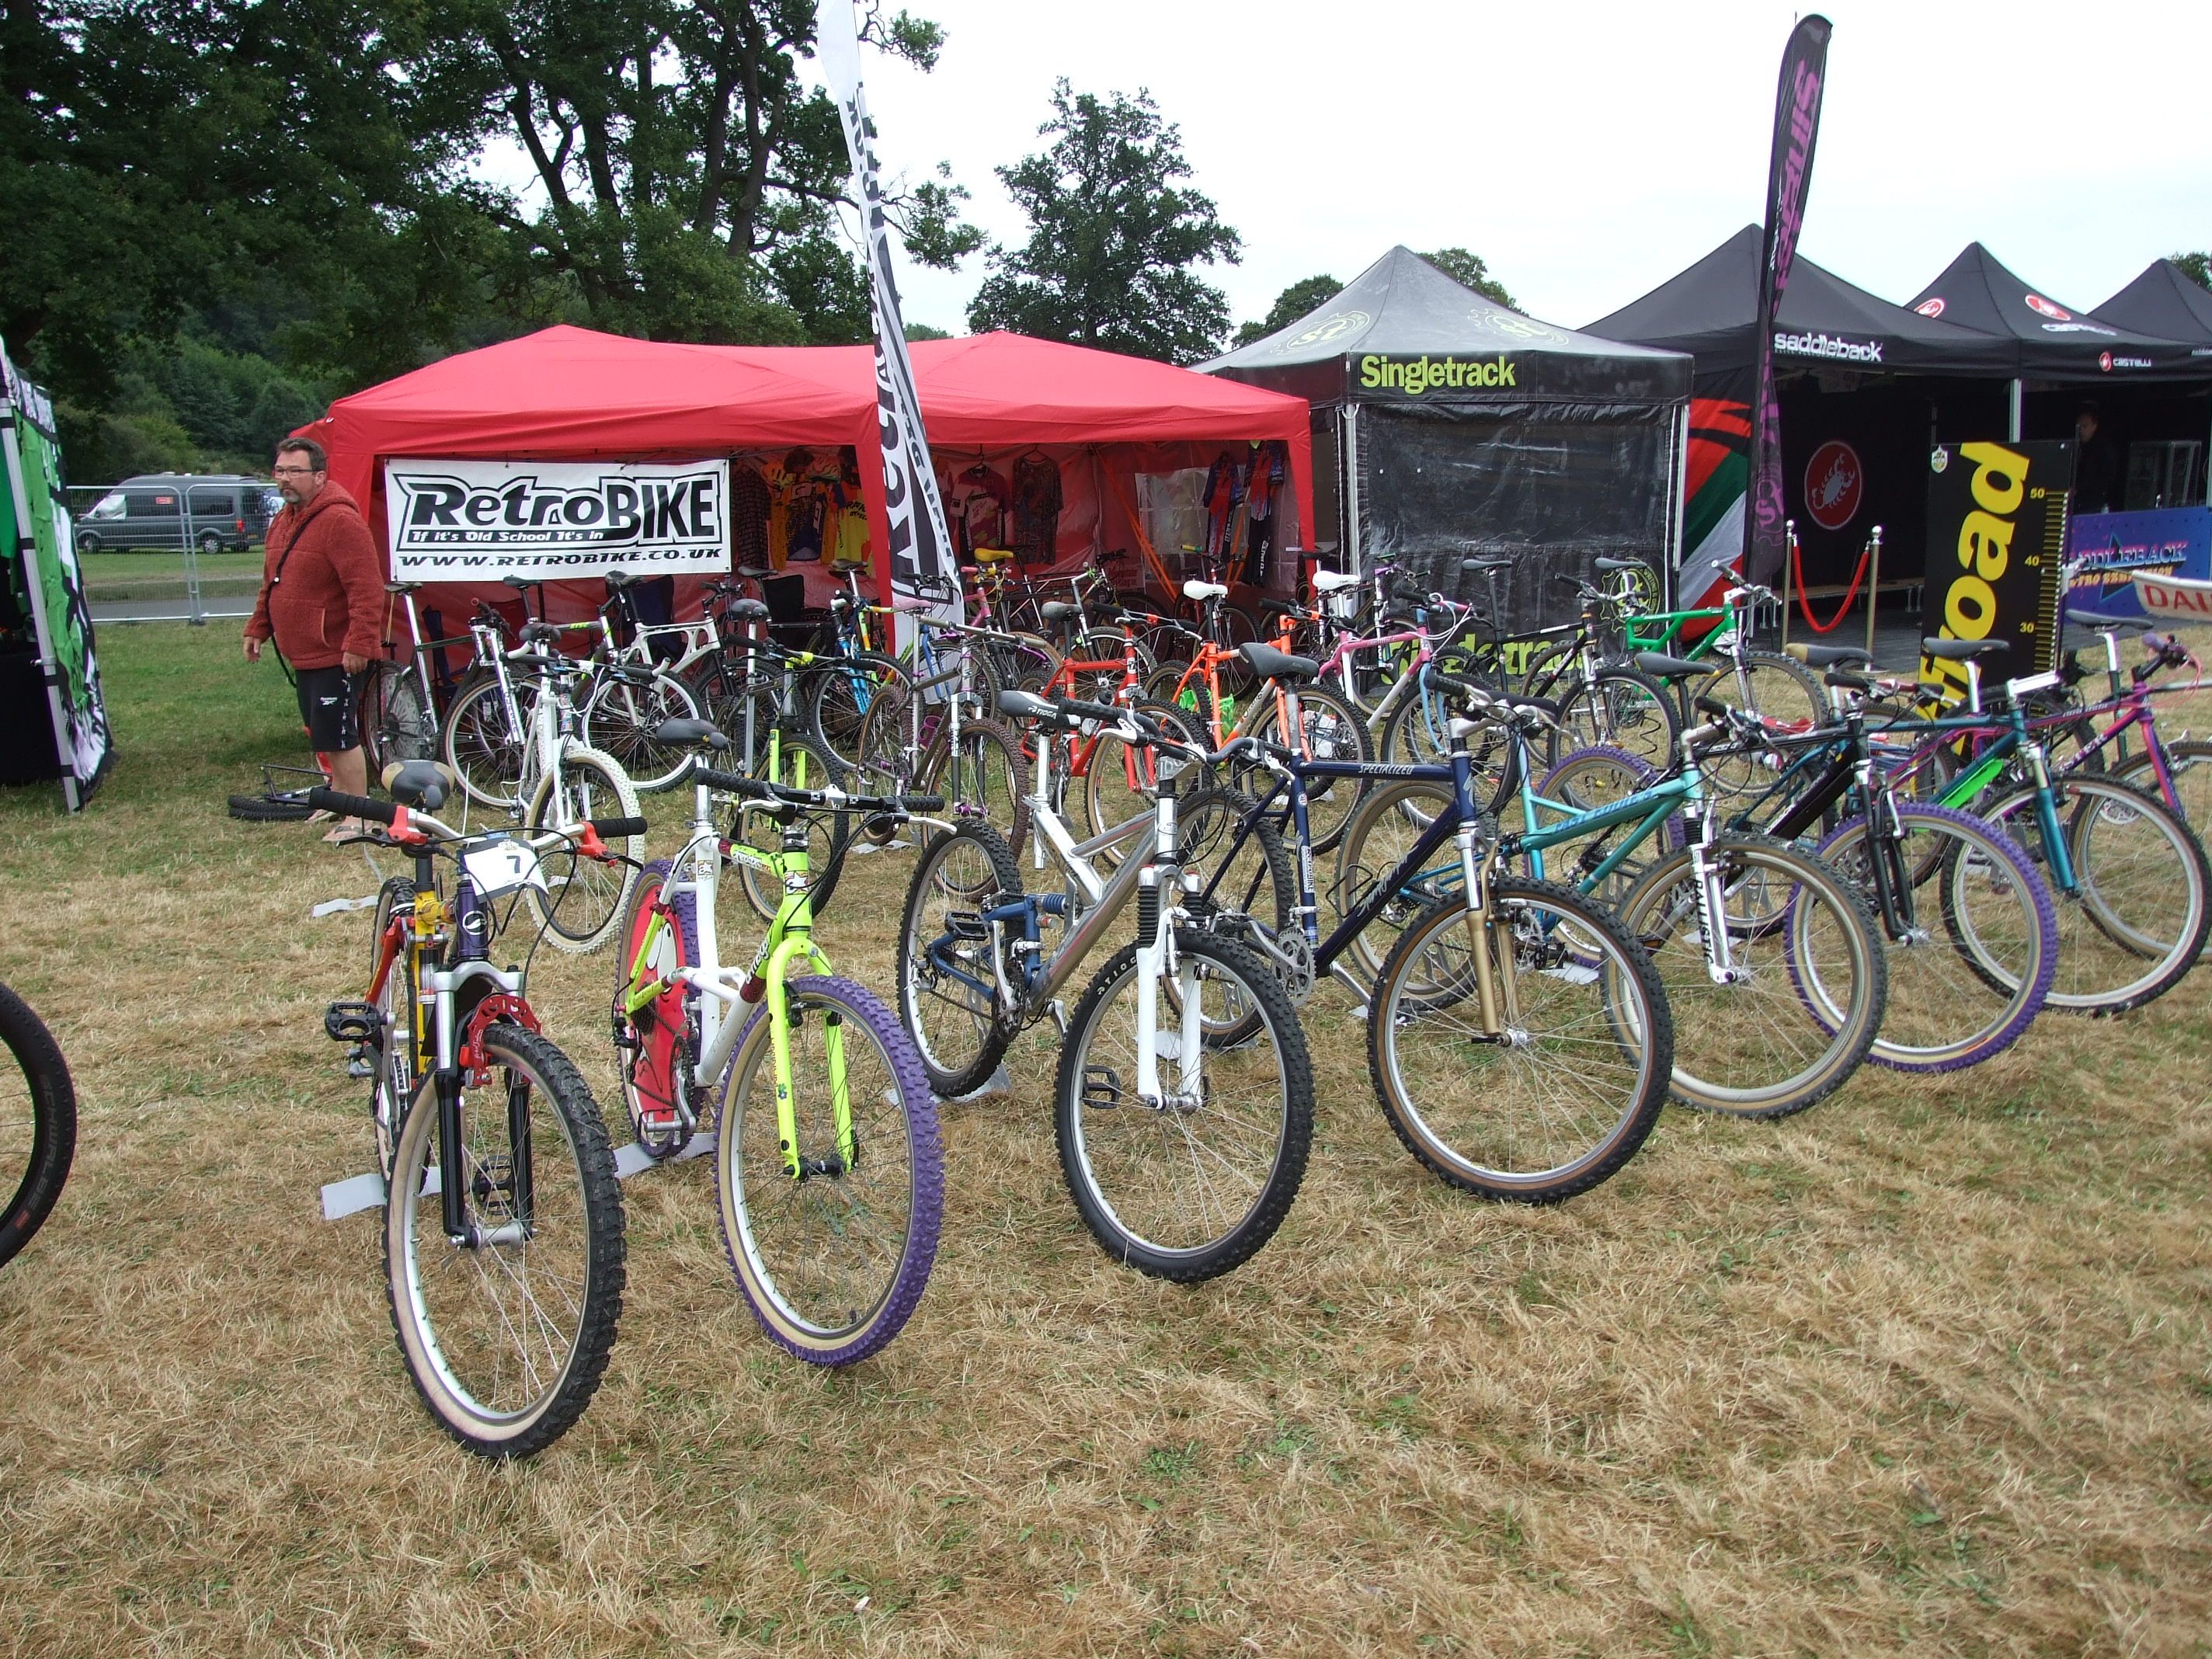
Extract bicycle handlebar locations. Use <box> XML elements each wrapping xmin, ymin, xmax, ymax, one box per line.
<box><xmin>306</xmin><ymin>788</ymin><xmax>646</xmax><ymax>846</ymax></box>
<box><xmin>687</xmin><ymin>766</ymin><xmax>943</xmax><ymax>817</ymax></box>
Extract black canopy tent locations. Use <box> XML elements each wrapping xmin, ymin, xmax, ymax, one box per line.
<box><xmin>1911</xmin><ymin>244</ymin><xmax>2212</xmax><ymax>511</ymax></box>
<box><xmin>1586</xmin><ymin>224</ymin><xmax>2017</xmax><ymax>613</ymax></box>
<box><xmin>2096</xmin><ymin>259</ymin><xmax>2212</xmax><ymax>349</ymax></box>
<box><xmin>1203</xmin><ymin>246</ymin><xmax>1692</xmax><ymax>629</ymax></box>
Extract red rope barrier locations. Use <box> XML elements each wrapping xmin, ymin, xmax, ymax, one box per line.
<box><xmin>1791</xmin><ymin>540</ymin><xmax>1873</xmax><ymax>634</ymax></box>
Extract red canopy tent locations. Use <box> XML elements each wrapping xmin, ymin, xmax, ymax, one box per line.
<box><xmin>306</xmin><ymin>325</ymin><xmax>1314</xmax><ymax>628</ymax></box>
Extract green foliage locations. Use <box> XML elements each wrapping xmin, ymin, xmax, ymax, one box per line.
<box><xmin>3</xmin><ymin>0</ymin><xmax>978</xmax><ymax>455</ymax></box>
<box><xmin>2173</xmin><ymin>252</ymin><xmax>2211</xmax><ymax>291</ymax></box>
<box><xmin>1233</xmin><ymin>275</ymin><xmax>1345</xmax><ymax>347</ymax></box>
<box><xmin>904</xmin><ymin>322</ymin><xmax>952</xmax><ymax>342</ymax></box>
<box><xmin>967</xmin><ymin>81</ymin><xmax>1240</xmax><ymax>364</ymax></box>
<box><xmin>1418</xmin><ymin>248</ymin><xmax>1517</xmax><ymax>311</ymax></box>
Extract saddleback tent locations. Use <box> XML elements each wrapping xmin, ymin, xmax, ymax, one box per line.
<box><xmin>1585</xmin><ymin>224</ymin><xmax>2019</xmax><ymax>613</ymax></box>
<box><xmin>1</xmin><ymin>340</ymin><xmax>111</xmax><ymax>809</ymax></box>
<box><xmin>1202</xmin><ymin>246</ymin><xmax>1691</xmax><ymax>630</ymax></box>
<box><xmin>305</xmin><ymin>324</ymin><xmax>1315</xmax><ymax>625</ymax></box>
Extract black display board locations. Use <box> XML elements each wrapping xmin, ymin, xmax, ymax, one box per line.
<box><xmin>1920</xmin><ymin>438</ymin><xmax>2070</xmax><ymax>696</ymax></box>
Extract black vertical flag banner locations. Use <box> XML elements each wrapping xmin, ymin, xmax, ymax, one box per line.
<box><xmin>1747</xmin><ymin>14</ymin><xmax>1831</xmax><ymax>583</ymax></box>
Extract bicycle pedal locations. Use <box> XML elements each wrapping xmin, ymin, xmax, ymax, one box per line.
<box><xmin>1079</xmin><ymin>1065</ymin><xmax>1123</xmax><ymax>1111</ymax></box>
<box><xmin>325</xmin><ymin>1002</ymin><xmax>382</xmax><ymax>1046</ymax></box>
<box><xmin>944</xmin><ymin>910</ymin><xmax>990</xmax><ymax>941</ymax></box>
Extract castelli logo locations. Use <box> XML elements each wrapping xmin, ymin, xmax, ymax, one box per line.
<box><xmin>2025</xmin><ymin>294</ymin><xmax>2071</xmax><ymax>321</ymax></box>
<box><xmin>1803</xmin><ymin>440</ymin><xmax>1863</xmax><ymax>532</ymax></box>
<box><xmin>1915</xmin><ymin>297</ymin><xmax>1946</xmax><ymax>318</ymax></box>
<box><xmin>2100</xmin><ymin>351</ymin><xmax>2114</xmax><ymax>372</ymax></box>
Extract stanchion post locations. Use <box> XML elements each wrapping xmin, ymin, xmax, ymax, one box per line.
<box><xmin>1864</xmin><ymin>524</ymin><xmax>1883</xmax><ymax>663</ymax></box>
<box><xmin>180</xmin><ymin>494</ymin><xmax>205</xmax><ymax>626</ymax></box>
<box><xmin>1779</xmin><ymin>517</ymin><xmax>1796</xmax><ymax>651</ymax></box>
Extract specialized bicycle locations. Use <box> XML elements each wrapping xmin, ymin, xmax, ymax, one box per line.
<box><xmin>0</xmin><ymin>982</ymin><xmax>75</xmax><ymax>1271</ymax></box>
<box><xmin>898</xmin><ymin>691</ymin><xmax>1315</xmax><ymax>1279</ymax></box>
<box><xmin>315</xmin><ymin>762</ymin><xmax>641</xmax><ymax>1459</ymax></box>
<box><xmin>610</xmin><ymin>720</ymin><xmax>945</xmax><ymax>1365</ymax></box>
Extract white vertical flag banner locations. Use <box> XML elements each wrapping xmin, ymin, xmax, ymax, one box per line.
<box><xmin>815</xmin><ymin>0</ymin><xmax>959</xmax><ymax>617</ymax></box>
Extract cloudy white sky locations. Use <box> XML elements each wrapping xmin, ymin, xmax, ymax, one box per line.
<box><xmin>839</xmin><ymin>0</ymin><xmax>2210</xmax><ymax>336</ymax></box>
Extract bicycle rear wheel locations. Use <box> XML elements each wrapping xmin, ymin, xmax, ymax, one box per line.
<box><xmin>1814</xmin><ymin>802</ymin><xmax>2057</xmax><ymax>1070</ymax></box>
<box><xmin>1553</xmin><ymin>668</ymin><xmax>1679</xmax><ymax>774</ymax></box>
<box><xmin>1981</xmin><ymin>774</ymin><xmax>2210</xmax><ymax>1014</ymax></box>
<box><xmin>1613</xmin><ymin>833</ymin><xmax>1886</xmax><ymax>1118</ymax></box>
<box><xmin>440</xmin><ymin>673</ymin><xmax>524</xmax><ymax>809</ymax></box>
<box><xmin>1055</xmin><ymin>930</ymin><xmax>1313</xmax><ymax>1281</ymax></box>
<box><xmin>524</xmin><ymin>745</ymin><xmax>644</xmax><ymax>953</ymax></box>
<box><xmin>1330</xmin><ymin>778</ymin><xmax>1459</xmax><ymax>980</ymax></box>
<box><xmin>806</xmin><ymin>652</ymin><xmax>905</xmax><ymax>769</ymax></box>
<box><xmin>715</xmin><ymin>976</ymin><xmax>943</xmax><ymax>1365</ymax></box>
<box><xmin>0</xmin><ymin>982</ymin><xmax>75</xmax><ymax>1271</ymax></box>
<box><xmin>935</xmin><ymin>715</ymin><xmax>1031</xmax><ymax>862</ymax></box>
<box><xmin>1367</xmin><ymin>878</ymin><xmax>1671</xmax><ymax>1202</ymax></box>
<box><xmin>896</xmin><ymin>822</ymin><xmax>1022</xmax><ymax>1098</ymax></box>
<box><xmin>730</xmin><ymin>735</ymin><xmax>851</xmax><ymax>923</ymax></box>
<box><xmin>384</xmin><ymin>1024</ymin><xmax>626</xmax><ymax>1459</ymax></box>
<box><xmin>1247</xmin><ymin>683</ymin><xmax>1372</xmax><ymax>854</ymax></box>
<box><xmin>360</xmin><ymin>661</ymin><xmax>435</xmax><ymax>773</ymax></box>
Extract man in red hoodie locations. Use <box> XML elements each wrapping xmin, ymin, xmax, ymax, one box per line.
<box><xmin>243</xmin><ymin>436</ymin><xmax>384</xmax><ymax>840</ymax></box>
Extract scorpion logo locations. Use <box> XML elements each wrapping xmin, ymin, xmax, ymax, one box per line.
<box><xmin>1803</xmin><ymin>440</ymin><xmax>1862</xmax><ymax>530</ymax></box>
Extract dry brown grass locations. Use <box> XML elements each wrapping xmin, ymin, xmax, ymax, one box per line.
<box><xmin>2</xmin><ymin>624</ymin><xmax>2210</xmax><ymax>1656</ymax></box>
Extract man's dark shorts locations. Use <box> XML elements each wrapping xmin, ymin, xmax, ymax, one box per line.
<box><xmin>294</xmin><ymin>666</ymin><xmax>360</xmax><ymax>752</ymax></box>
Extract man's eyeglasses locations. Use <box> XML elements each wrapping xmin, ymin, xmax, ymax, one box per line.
<box><xmin>272</xmin><ymin>465</ymin><xmax>318</xmax><ymax>476</ymax></box>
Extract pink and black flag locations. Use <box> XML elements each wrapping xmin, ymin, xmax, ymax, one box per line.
<box><xmin>1747</xmin><ymin>14</ymin><xmax>1831</xmax><ymax>582</ymax></box>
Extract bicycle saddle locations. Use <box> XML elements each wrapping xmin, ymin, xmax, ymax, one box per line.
<box><xmin>727</xmin><ymin>598</ymin><xmax>770</xmax><ymax>622</ymax></box>
<box><xmin>1311</xmin><ymin>570</ymin><xmax>1360</xmax><ymax>593</ymax></box>
<box><xmin>1633</xmin><ymin>652</ymin><xmax>1706</xmax><ymax>681</ymax></box>
<box><xmin>1920</xmin><ymin>638</ymin><xmax>2008</xmax><ymax>661</ymax></box>
<box><xmin>518</xmin><ymin>621</ymin><xmax>563</xmax><ymax>645</ymax></box>
<box><xmin>1785</xmin><ymin>642</ymin><xmax>1872</xmax><ymax>669</ymax></box>
<box><xmin>1594</xmin><ymin>556</ymin><xmax>1643</xmax><ymax>573</ymax></box>
<box><xmin>1239</xmin><ymin>642</ymin><xmax>1319</xmax><ymax>683</ymax></box>
<box><xmin>651</xmin><ymin>717</ymin><xmax>730</xmax><ymax>750</ymax></box>
<box><xmin>603</xmin><ymin>569</ymin><xmax>637</xmax><ymax>590</ymax></box>
<box><xmin>1040</xmin><ymin>600</ymin><xmax>1080</xmax><ymax>624</ymax></box>
<box><xmin>973</xmin><ymin>547</ymin><xmax>1013</xmax><ymax>564</ymax></box>
<box><xmin>736</xmin><ymin>565</ymin><xmax>774</xmax><ymax>580</ymax></box>
<box><xmin>502</xmin><ymin>575</ymin><xmax>543</xmax><ymax>590</ymax></box>
<box><xmin>381</xmin><ymin>759</ymin><xmax>452</xmax><ymax>811</ymax></box>
<box><xmin>1459</xmin><ymin>556</ymin><xmax>1511</xmax><ymax>573</ymax></box>
<box><xmin>1182</xmin><ymin>579</ymin><xmax>1229</xmax><ymax>603</ymax></box>
<box><xmin>384</xmin><ymin>580</ymin><xmax>422</xmax><ymax>594</ymax></box>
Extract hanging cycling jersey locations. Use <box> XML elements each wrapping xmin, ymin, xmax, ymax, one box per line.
<box><xmin>1239</xmin><ymin>441</ymin><xmax>1288</xmax><ymax>587</ymax></box>
<box><xmin>948</xmin><ymin>464</ymin><xmax>1011</xmax><ymax>558</ymax></box>
<box><xmin>1010</xmin><ymin>453</ymin><xmax>1063</xmax><ymax>563</ymax></box>
<box><xmin>830</xmin><ymin>466</ymin><xmax>870</xmax><ymax>569</ymax></box>
<box><xmin>729</xmin><ymin>460</ymin><xmax>771</xmax><ymax>572</ymax></box>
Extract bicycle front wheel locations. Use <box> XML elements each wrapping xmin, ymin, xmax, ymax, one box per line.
<box><xmin>360</xmin><ymin>661</ymin><xmax>435</xmax><ymax>773</ymax></box>
<box><xmin>524</xmin><ymin>745</ymin><xmax>644</xmax><ymax>954</ymax></box>
<box><xmin>1331</xmin><ymin>778</ymin><xmax>1460</xmax><ymax>980</ymax></box>
<box><xmin>1981</xmin><ymin>774</ymin><xmax>2211</xmax><ymax>1014</ymax></box>
<box><xmin>581</xmin><ymin>668</ymin><xmax>705</xmax><ymax>793</ymax></box>
<box><xmin>1055</xmin><ymin>930</ymin><xmax>1313</xmax><ymax>1281</ymax></box>
<box><xmin>896</xmin><ymin>820</ymin><xmax>1021</xmax><ymax>1099</ymax></box>
<box><xmin>384</xmin><ymin>1024</ymin><xmax>626</xmax><ymax>1459</ymax></box>
<box><xmin>0</xmin><ymin>982</ymin><xmax>75</xmax><ymax>1271</ymax></box>
<box><xmin>1815</xmin><ymin>802</ymin><xmax>2057</xmax><ymax>1071</ymax></box>
<box><xmin>1554</xmin><ymin>668</ymin><xmax>1679</xmax><ymax>773</ymax></box>
<box><xmin>1614</xmin><ymin>833</ymin><xmax>1886</xmax><ymax>1118</ymax></box>
<box><xmin>1247</xmin><ymin>682</ymin><xmax>1372</xmax><ymax>854</ymax></box>
<box><xmin>440</xmin><ymin>673</ymin><xmax>524</xmax><ymax>809</ymax></box>
<box><xmin>934</xmin><ymin>715</ymin><xmax>1031</xmax><ymax>862</ymax></box>
<box><xmin>1367</xmin><ymin>878</ymin><xmax>1671</xmax><ymax>1202</ymax></box>
<box><xmin>368</xmin><ymin>878</ymin><xmax>419</xmax><ymax>1182</ymax></box>
<box><xmin>715</xmin><ymin>976</ymin><xmax>943</xmax><ymax>1365</ymax></box>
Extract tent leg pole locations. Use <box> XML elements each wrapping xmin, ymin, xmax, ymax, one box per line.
<box><xmin>1779</xmin><ymin>519</ymin><xmax>1793</xmax><ymax>652</ymax></box>
<box><xmin>2009</xmin><ymin>379</ymin><xmax>2023</xmax><ymax>443</ymax></box>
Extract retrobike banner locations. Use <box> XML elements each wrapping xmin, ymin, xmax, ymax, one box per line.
<box><xmin>815</xmin><ymin>0</ymin><xmax>959</xmax><ymax>617</ymax></box>
<box><xmin>2063</xmin><ymin>506</ymin><xmax>2212</xmax><ymax>623</ymax></box>
<box><xmin>2</xmin><ymin>340</ymin><xmax>112</xmax><ymax>809</ymax></box>
<box><xmin>1920</xmin><ymin>439</ymin><xmax>2070</xmax><ymax>697</ymax></box>
<box><xmin>1746</xmin><ymin>13</ymin><xmax>1831</xmax><ymax>583</ymax></box>
<box><xmin>382</xmin><ymin>458</ymin><xmax>732</xmax><ymax>580</ymax></box>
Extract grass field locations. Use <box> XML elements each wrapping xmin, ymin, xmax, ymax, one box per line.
<box><xmin>2</xmin><ymin>624</ymin><xmax>2209</xmax><ymax>1656</ymax></box>
<box><xmin>75</xmin><ymin>550</ymin><xmax>264</xmax><ymax>602</ymax></box>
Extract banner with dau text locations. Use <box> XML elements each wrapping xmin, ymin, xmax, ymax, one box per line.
<box><xmin>383</xmin><ymin>458</ymin><xmax>731</xmax><ymax>580</ymax></box>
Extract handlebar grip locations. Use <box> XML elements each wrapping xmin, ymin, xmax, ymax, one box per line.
<box><xmin>899</xmin><ymin>794</ymin><xmax>947</xmax><ymax>813</ymax></box>
<box><xmin>590</xmin><ymin>816</ymin><xmax>649</xmax><ymax>840</ymax></box>
<box><xmin>307</xmin><ymin>788</ymin><xmax>397</xmax><ymax>826</ymax></box>
<box><xmin>1056</xmin><ymin>694</ymin><xmax>1131</xmax><ymax>725</ymax></box>
<box><xmin>692</xmin><ymin>766</ymin><xmax>770</xmax><ymax>797</ymax></box>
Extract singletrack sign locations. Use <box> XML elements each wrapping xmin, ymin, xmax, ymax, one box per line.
<box><xmin>383</xmin><ymin>457</ymin><xmax>732</xmax><ymax>580</ymax></box>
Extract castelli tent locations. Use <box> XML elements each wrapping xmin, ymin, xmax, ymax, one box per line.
<box><xmin>304</xmin><ymin>325</ymin><xmax>1316</xmax><ymax>617</ymax></box>
<box><xmin>2095</xmin><ymin>259</ymin><xmax>2212</xmax><ymax>353</ymax></box>
<box><xmin>1907</xmin><ymin>244</ymin><xmax>2205</xmax><ymax>378</ymax></box>
<box><xmin>1202</xmin><ymin>246</ymin><xmax>1690</xmax><ymax>628</ymax></box>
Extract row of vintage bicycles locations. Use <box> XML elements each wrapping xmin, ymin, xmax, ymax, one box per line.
<box><xmin>294</xmin><ymin>548</ymin><xmax>2210</xmax><ymax>1459</ymax></box>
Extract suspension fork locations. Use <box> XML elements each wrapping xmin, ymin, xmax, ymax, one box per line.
<box><xmin>1685</xmin><ymin>809</ymin><xmax>1743</xmax><ymax>986</ymax></box>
